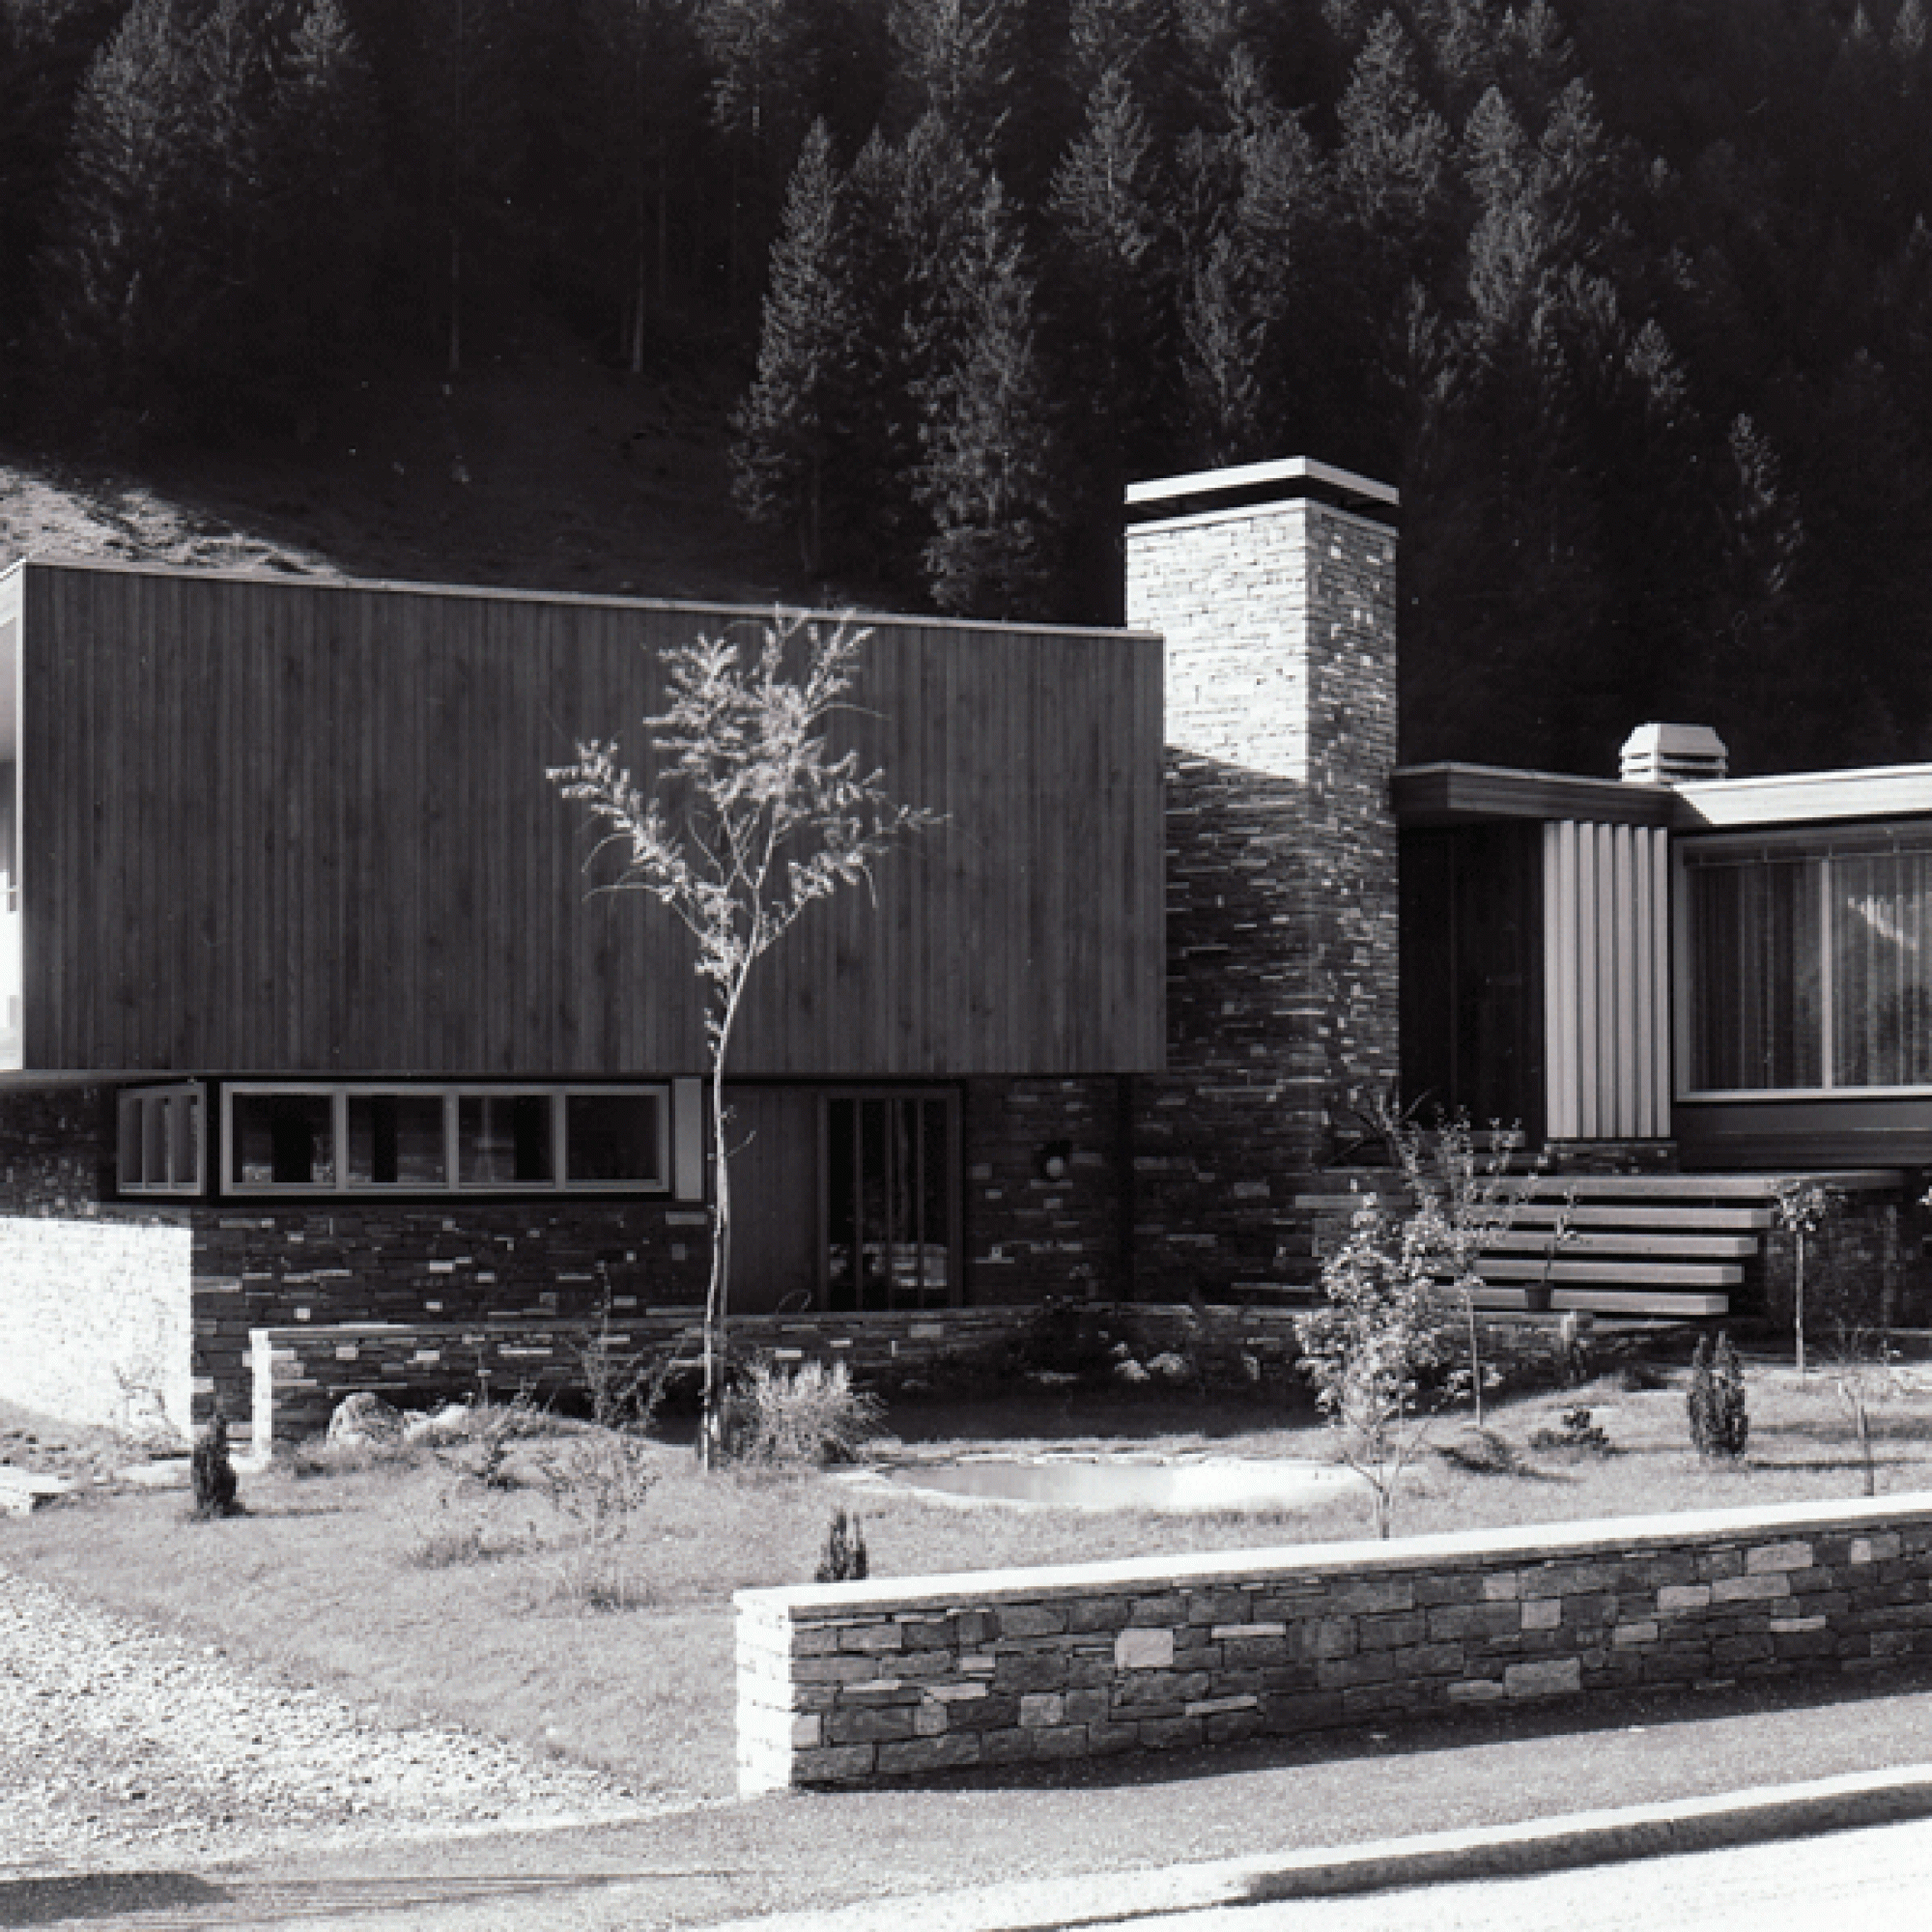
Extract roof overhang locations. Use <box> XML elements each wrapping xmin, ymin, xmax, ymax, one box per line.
<box><xmin>1393</xmin><ymin>761</ymin><xmax>1678</xmax><ymax>828</ymax></box>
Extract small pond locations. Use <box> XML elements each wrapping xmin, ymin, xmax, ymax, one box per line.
<box><xmin>880</xmin><ymin>1457</ymin><xmax>1363</xmax><ymax>1513</ymax></box>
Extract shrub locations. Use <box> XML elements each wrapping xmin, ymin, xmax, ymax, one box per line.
<box><xmin>814</xmin><ymin>1507</ymin><xmax>869</xmax><ymax>1582</ymax></box>
<box><xmin>730</xmin><ymin>1359</ymin><xmax>884</xmax><ymax>1467</ymax></box>
<box><xmin>539</xmin><ymin>1430</ymin><xmax>660</xmax><ymax>1610</ymax></box>
<box><xmin>1530</xmin><ymin>1405</ymin><xmax>1612</xmax><ymax>1454</ymax></box>
<box><xmin>1687</xmin><ymin>1333</ymin><xmax>1749</xmax><ymax>1460</ymax></box>
<box><xmin>1294</xmin><ymin>1192</ymin><xmax>1466</xmax><ymax>1538</ymax></box>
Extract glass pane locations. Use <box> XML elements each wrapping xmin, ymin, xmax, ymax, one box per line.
<box><xmin>167</xmin><ymin>1093</ymin><xmax>200</xmax><ymax>1189</ymax></box>
<box><xmin>564</xmin><ymin>1093</ymin><xmax>661</xmax><ymax>1183</ymax></box>
<box><xmin>1834</xmin><ymin>849</ymin><xmax>1932</xmax><ymax>1086</ymax></box>
<box><xmin>231</xmin><ymin>1093</ymin><xmax>334</xmax><ymax>1186</ymax></box>
<box><xmin>1687</xmin><ymin>858</ymin><xmax>1822</xmax><ymax>1090</ymax></box>
<box><xmin>142</xmin><ymin>1099</ymin><xmax>166</xmax><ymax>1186</ymax></box>
<box><xmin>458</xmin><ymin>1094</ymin><xmax>554</xmax><ymax>1184</ymax></box>
<box><xmin>118</xmin><ymin>1096</ymin><xmax>144</xmax><ymax>1187</ymax></box>
<box><xmin>347</xmin><ymin>1094</ymin><xmax>447</xmax><ymax>1186</ymax></box>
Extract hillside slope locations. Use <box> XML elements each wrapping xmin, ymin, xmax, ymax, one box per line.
<box><xmin>0</xmin><ymin>327</ymin><xmax>809</xmax><ymax>610</ymax></box>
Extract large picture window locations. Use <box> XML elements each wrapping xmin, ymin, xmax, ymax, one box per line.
<box><xmin>1682</xmin><ymin>834</ymin><xmax>1932</xmax><ymax>1094</ymax></box>
<box><xmin>218</xmin><ymin>1083</ymin><xmax>670</xmax><ymax>1197</ymax></box>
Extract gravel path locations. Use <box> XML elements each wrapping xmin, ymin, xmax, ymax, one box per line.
<box><xmin>0</xmin><ymin>1564</ymin><xmax>672</xmax><ymax>1872</ymax></box>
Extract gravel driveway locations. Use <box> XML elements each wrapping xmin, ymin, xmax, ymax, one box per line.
<box><xmin>0</xmin><ymin>1564</ymin><xmax>669</xmax><ymax>1873</ymax></box>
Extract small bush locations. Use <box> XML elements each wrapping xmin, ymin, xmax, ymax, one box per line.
<box><xmin>814</xmin><ymin>1507</ymin><xmax>869</xmax><ymax>1582</ymax></box>
<box><xmin>538</xmin><ymin>1428</ymin><xmax>661</xmax><ymax>1611</ymax></box>
<box><xmin>1688</xmin><ymin>1333</ymin><xmax>1749</xmax><ymax>1459</ymax></box>
<box><xmin>1436</xmin><ymin>1426</ymin><xmax>1527</xmax><ymax>1476</ymax></box>
<box><xmin>1529</xmin><ymin>1406</ymin><xmax>1612</xmax><ymax>1454</ymax></box>
<box><xmin>730</xmin><ymin>1359</ymin><xmax>884</xmax><ymax>1467</ymax></box>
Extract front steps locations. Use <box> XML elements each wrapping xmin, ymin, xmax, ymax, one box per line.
<box><xmin>1293</xmin><ymin>1168</ymin><xmax>1906</xmax><ymax>1321</ymax></box>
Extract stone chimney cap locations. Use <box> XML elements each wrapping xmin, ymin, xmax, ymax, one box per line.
<box><xmin>1620</xmin><ymin>723</ymin><xmax>1730</xmax><ymax>785</ymax></box>
<box><xmin>1125</xmin><ymin>456</ymin><xmax>1398</xmax><ymax>526</ymax></box>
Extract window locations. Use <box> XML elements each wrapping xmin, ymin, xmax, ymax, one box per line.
<box><xmin>1682</xmin><ymin>833</ymin><xmax>1932</xmax><ymax>1094</ymax></box>
<box><xmin>218</xmin><ymin>1084</ymin><xmax>671</xmax><ymax>1197</ymax></box>
<box><xmin>117</xmin><ymin>1084</ymin><xmax>205</xmax><ymax>1194</ymax></box>
<box><xmin>824</xmin><ymin>1093</ymin><xmax>957</xmax><ymax>1311</ymax></box>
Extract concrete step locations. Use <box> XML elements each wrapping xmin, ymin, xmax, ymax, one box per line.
<box><xmin>1467</xmin><ymin>1286</ymin><xmax>1730</xmax><ymax>1318</ymax></box>
<box><xmin>1477</xmin><ymin>1257</ymin><xmax>1745</xmax><ymax>1287</ymax></box>
<box><xmin>1481</xmin><ymin>1230</ymin><xmax>1758</xmax><ymax>1260</ymax></box>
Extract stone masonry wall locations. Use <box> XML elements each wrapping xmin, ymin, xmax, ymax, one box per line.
<box><xmin>250</xmin><ymin>1301</ymin><xmax>1311</xmax><ymax>1450</ymax></box>
<box><xmin>0</xmin><ymin>1085</ymin><xmax>116</xmax><ymax>1214</ymax></box>
<box><xmin>0</xmin><ymin>1216</ymin><xmax>194</xmax><ymax>1436</ymax></box>
<box><xmin>1125</xmin><ymin>490</ymin><xmax>1400</xmax><ymax>1301</ymax></box>
<box><xmin>738</xmin><ymin>1491</ymin><xmax>1932</xmax><ymax>1792</ymax></box>
<box><xmin>962</xmin><ymin>1078</ymin><xmax>1131</xmax><ymax>1301</ymax></box>
<box><xmin>193</xmin><ymin>1205</ymin><xmax>711</xmax><ymax>1434</ymax></box>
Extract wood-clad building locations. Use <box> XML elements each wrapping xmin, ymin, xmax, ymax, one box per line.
<box><xmin>1</xmin><ymin>562</ymin><xmax>1163</xmax><ymax>1079</ymax></box>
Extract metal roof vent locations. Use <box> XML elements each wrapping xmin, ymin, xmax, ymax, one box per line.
<box><xmin>1619</xmin><ymin>722</ymin><xmax>1730</xmax><ymax>785</ymax></box>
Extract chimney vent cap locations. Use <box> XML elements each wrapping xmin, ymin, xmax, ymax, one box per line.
<box><xmin>1620</xmin><ymin>722</ymin><xmax>1729</xmax><ymax>785</ymax></box>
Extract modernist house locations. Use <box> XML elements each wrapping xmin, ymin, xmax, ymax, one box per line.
<box><xmin>0</xmin><ymin>454</ymin><xmax>1925</xmax><ymax>1443</ymax></box>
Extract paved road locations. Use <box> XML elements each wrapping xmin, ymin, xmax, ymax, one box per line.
<box><xmin>1104</xmin><ymin>1815</ymin><xmax>1932</xmax><ymax>1932</ymax></box>
<box><xmin>10</xmin><ymin>1668</ymin><xmax>1932</xmax><ymax>1929</ymax></box>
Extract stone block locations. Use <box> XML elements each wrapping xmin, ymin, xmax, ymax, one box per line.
<box><xmin>1116</xmin><ymin>1627</ymin><xmax>1176</xmax><ymax>1671</ymax></box>
<box><xmin>1505</xmin><ymin>1658</ymin><xmax>1581</xmax><ymax>1699</ymax></box>
<box><xmin>1712</xmin><ymin>1574</ymin><xmax>1790</xmax><ymax>1604</ymax></box>
<box><xmin>1019</xmin><ymin>1693</ymin><xmax>1066</xmax><ymax>1729</ymax></box>
<box><xmin>793</xmin><ymin>1745</ymin><xmax>878</xmax><ymax>1786</ymax></box>
<box><xmin>1520</xmin><ymin>1599</ymin><xmax>1562</xmax><ymax>1632</ymax></box>
<box><xmin>876</xmin><ymin>1734</ymin><xmax>983</xmax><ymax>1776</ymax></box>
<box><xmin>1657</xmin><ymin>1584</ymin><xmax>1713</xmax><ymax>1613</ymax></box>
<box><xmin>993</xmin><ymin>1653</ymin><xmax>1069</xmax><ymax>1693</ymax></box>
<box><xmin>1747</xmin><ymin>1542</ymin><xmax>1816</xmax><ymax>1574</ymax></box>
<box><xmin>825</xmin><ymin>1706</ymin><xmax>917</xmax><ymax>1747</ymax></box>
<box><xmin>997</xmin><ymin>1604</ymin><xmax>1068</xmax><ymax>1638</ymax></box>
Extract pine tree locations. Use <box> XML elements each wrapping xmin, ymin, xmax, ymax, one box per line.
<box><xmin>730</xmin><ymin>120</ymin><xmax>859</xmax><ymax>577</ymax></box>
<box><xmin>915</xmin><ymin>174</ymin><xmax>1062</xmax><ymax>618</ymax></box>
<box><xmin>886</xmin><ymin>0</ymin><xmax>1021</xmax><ymax>153</ymax></box>
<box><xmin>43</xmin><ymin>0</ymin><xmax>380</xmax><ymax>435</ymax></box>
<box><xmin>1046</xmin><ymin>61</ymin><xmax>1172</xmax><ymax>614</ymax></box>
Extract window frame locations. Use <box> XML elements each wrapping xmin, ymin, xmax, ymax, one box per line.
<box><xmin>116</xmin><ymin>1082</ymin><xmax>207</xmax><ymax>1196</ymax></box>
<box><xmin>1676</xmin><ymin>824</ymin><xmax>1932</xmax><ymax>1099</ymax></box>
<box><xmin>217</xmin><ymin>1081</ymin><xmax>673</xmax><ymax>1199</ymax></box>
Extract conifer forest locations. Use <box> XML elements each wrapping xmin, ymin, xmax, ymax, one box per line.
<box><xmin>4</xmin><ymin>0</ymin><xmax>1931</xmax><ymax>773</ymax></box>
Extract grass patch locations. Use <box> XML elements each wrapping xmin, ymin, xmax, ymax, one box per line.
<box><xmin>4</xmin><ymin>1366</ymin><xmax>1930</xmax><ymax>1803</ymax></box>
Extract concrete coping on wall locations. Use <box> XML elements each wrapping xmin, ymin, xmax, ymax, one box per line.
<box><xmin>738</xmin><ymin>1490</ymin><xmax>1932</xmax><ymax>1621</ymax></box>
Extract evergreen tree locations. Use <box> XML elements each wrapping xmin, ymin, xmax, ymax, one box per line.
<box><xmin>43</xmin><ymin>0</ymin><xmax>379</xmax><ymax>435</ymax></box>
<box><xmin>915</xmin><ymin>174</ymin><xmax>1062</xmax><ymax>618</ymax></box>
<box><xmin>1047</xmin><ymin>61</ymin><xmax>1173</xmax><ymax>613</ymax></box>
<box><xmin>731</xmin><ymin>120</ymin><xmax>860</xmax><ymax>577</ymax></box>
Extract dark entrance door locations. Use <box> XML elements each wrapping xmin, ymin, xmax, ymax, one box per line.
<box><xmin>1401</xmin><ymin>824</ymin><xmax>1545</xmax><ymax>1138</ymax></box>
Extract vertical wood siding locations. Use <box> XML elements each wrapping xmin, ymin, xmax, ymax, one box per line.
<box><xmin>1542</xmin><ymin>820</ymin><xmax>1672</xmax><ymax>1140</ymax></box>
<box><xmin>17</xmin><ymin>566</ymin><xmax>1164</xmax><ymax>1078</ymax></box>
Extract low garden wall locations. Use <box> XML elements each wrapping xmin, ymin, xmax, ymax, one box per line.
<box><xmin>247</xmin><ymin>1302</ymin><xmax>1315</xmax><ymax>1451</ymax></box>
<box><xmin>736</xmin><ymin>1492</ymin><xmax>1932</xmax><ymax>1793</ymax></box>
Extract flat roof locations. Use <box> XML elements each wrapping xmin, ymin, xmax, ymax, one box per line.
<box><xmin>1396</xmin><ymin>756</ymin><xmax>1932</xmax><ymax>834</ymax></box>
<box><xmin>1392</xmin><ymin>761</ymin><xmax>1678</xmax><ymax>827</ymax></box>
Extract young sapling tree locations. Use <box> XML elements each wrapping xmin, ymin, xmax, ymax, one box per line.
<box><xmin>551</xmin><ymin>613</ymin><xmax>936</xmax><ymax>1466</ymax></box>
<box><xmin>1771</xmin><ymin>1179</ymin><xmax>1840</xmax><ymax>1376</ymax></box>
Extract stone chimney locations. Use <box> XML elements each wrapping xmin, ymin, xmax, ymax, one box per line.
<box><xmin>1123</xmin><ymin>456</ymin><xmax>1400</xmax><ymax>1295</ymax></box>
<box><xmin>1619</xmin><ymin>722</ymin><xmax>1729</xmax><ymax>785</ymax></box>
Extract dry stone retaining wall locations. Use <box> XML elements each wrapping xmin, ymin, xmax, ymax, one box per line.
<box><xmin>737</xmin><ymin>1492</ymin><xmax>1932</xmax><ymax>1792</ymax></box>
